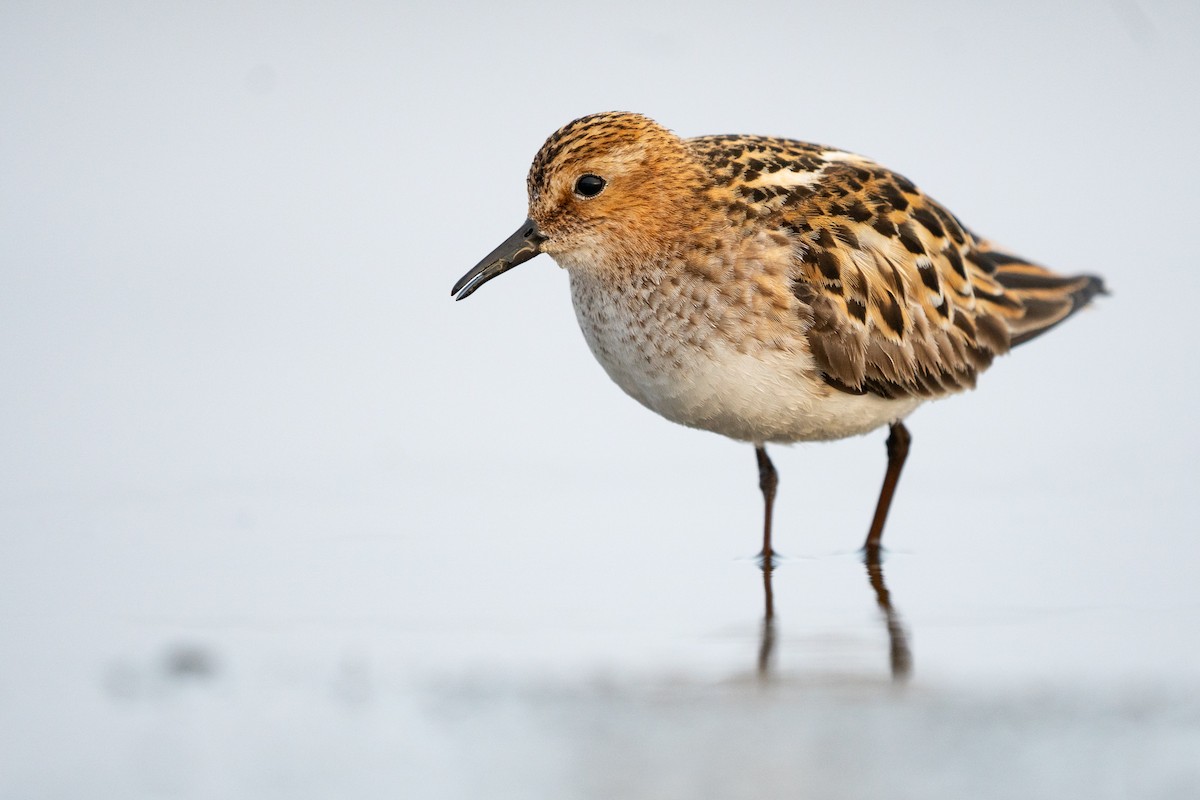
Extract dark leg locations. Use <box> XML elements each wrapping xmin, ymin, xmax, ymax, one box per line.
<box><xmin>755</xmin><ymin>444</ymin><xmax>778</xmax><ymax>568</ymax></box>
<box><xmin>755</xmin><ymin>444</ymin><xmax>778</xmax><ymax>679</ymax></box>
<box><xmin>863</xmin><ymin>421</ymin><xmax>911</xmax><ymax>555</ymax></box>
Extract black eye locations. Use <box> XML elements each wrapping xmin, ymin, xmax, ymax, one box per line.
<box><xmin>574</xmin><ymin>174</ymin><xmax>606</xmax><ymax>198</ymax></box>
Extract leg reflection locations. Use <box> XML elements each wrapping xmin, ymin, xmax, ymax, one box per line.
<box><xmin>757</xmin><ymin>558</ymin><xmax>776</xmax><ymax>679</ymax></box>
<box><xmin>754</xmin><ymin>552</ymin><xmax>913</xmax><ymax>682</ymax></box>
<box><xmin>864</xmin><ymin>549</ymin><xmax>912</xmax><ymax>681</ymax></box>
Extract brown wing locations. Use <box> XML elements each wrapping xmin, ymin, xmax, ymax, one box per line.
<box><xmin>968</xmin><ymin>242</ymin><xmax>1107</xmax><ymax>347</ymax></box>
<box><xmin>689</xmin><ymin>135</ymin><xmax>1105</xmax><ymax>399</ymax></box>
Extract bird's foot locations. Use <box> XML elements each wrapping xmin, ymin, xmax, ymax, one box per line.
<box><xmin>755</xmin><ymin>549</ymin><xmax>781</xmax><ymax>570</ymax></box>
<box><xmin>860</xmin><ymin>542</ymin><xmax>886</xmax><ymax>566</ymax></box>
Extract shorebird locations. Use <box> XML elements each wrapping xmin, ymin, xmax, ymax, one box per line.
<box><xmin>452</xmin><ymin>112</ymin><xmax>1105</xmax><ymax>563</ymax></box>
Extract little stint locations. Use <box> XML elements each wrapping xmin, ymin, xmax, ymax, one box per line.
<box><xmin>452</xmin><ymin>112</ymin><xmax>1105</xmax><ymax>564</ymax></box>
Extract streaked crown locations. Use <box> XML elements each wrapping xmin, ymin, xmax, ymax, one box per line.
<box><xmin>524</xmin><ymin>112</ymin><xmax>713</xmax><ymax>269</ymax></box>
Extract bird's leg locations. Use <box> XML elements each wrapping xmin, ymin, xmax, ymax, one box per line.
<box><xmin>755</xmin><ymin>444</ymin><xmax>778</xmax><ymax>569</ymax></box>
<box><xmin>755</xmin><ymin>444</ymin><xmax>778</xmax><ymax>679</ymax></box>
<box><xmin>863</xmin><ymin>421</ymin><xmax>912</xmax><ymax>556</ymax></box>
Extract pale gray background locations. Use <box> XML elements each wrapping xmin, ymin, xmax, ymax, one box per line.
<box><xmin>3</xmin><ymin>1</ymin><xmax>1199</xmax><ymax>798</ymax></box>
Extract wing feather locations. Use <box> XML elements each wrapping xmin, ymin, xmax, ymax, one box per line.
<box><xmin>688</xmin><ymin>134</ymin><xmax>1104</xmax><ymax>399</ymax></box>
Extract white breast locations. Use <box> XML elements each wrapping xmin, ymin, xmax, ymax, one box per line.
<box><xmin>568</xmin><ymin>271</ymin><xmax>922</xmax><ymax>444</ymax></box>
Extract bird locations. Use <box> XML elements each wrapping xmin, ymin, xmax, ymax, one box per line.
<box><xmin>451</xmin><ymin>111</ymin><xmax>1105</xmax><ymax>565</ymax></box>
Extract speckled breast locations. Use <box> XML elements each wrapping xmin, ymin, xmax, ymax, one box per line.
<box><xmin>567</xmin><ymin>271</ymin><xmax>918</xmax><ymax>444</ymax></box>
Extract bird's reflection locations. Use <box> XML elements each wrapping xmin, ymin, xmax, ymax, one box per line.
<box><xmin>756</xmin><ymin>559</ymin><xmax>777</xmax><ymax>676</ymax></box>
<box><xmin>756</xmin><ymin>550</ymin><xmax>911</xmax><ymax>682</ymax></box>
<box><xmin>864</xmin><ymin>550</ymin><xmax>912</xmax><ymax>680</ymax></box>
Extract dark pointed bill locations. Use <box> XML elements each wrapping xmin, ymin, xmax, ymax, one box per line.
<box><xmin>452</xmin><ymin>219</ymin><xmax>546</xmax><ymax>301</ymax></box>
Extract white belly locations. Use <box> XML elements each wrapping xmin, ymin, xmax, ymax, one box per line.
<box><xmin>568</xmin><ymin>273</ymin><xmax>921</xmax><ymax>444</ymax></box>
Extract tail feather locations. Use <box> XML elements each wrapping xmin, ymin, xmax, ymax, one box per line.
<box><xmin>975</xmin><ymin>248</ymin><xmax>1107</xmax><ymax>347</ymax></box>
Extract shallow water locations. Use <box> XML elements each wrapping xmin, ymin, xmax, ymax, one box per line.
<box><xmin>3</xmin><ymin>460</ymin><xmax>1198</xmax><ymax>798</ymax></box>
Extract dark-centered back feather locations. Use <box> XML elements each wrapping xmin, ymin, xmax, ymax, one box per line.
<box><xmin>688</xmin><ymin>134</ymin><xmax>1106</xmax><ymax>400</ymax></box>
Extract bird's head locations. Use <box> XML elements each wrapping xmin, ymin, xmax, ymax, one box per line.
<box><xmin>452</xmin><ymin>112</ymin><xmax>708</xmax><ymax>300</ymax></box>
